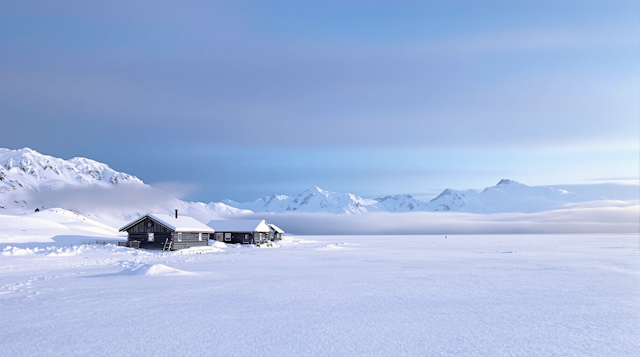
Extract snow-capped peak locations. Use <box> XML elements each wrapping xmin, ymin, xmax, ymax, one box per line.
<box><xmin>0</xmin><ymin>147</ymin><xmax>143</xmax><ymax>188</ymax></box>
<box><xmin>496</xmin><ymin>179</ymin><xmax>516</xmax><ymax>186</ymax></box>
<box><xmin>0</xmin><ymin>147</ymin><xmax>146</xmax><ymax>214</ymax></box>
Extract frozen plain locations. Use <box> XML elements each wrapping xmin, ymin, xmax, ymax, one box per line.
<box><xmin>1</xmin><ymin>233</ymin><xmax>638</xmax><ymax>357</ymax></box>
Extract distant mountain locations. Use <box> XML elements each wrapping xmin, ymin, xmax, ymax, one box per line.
<box><xmin>375</xmin><ymin>194</ymin><xmax>429</xmax><ymax>212</ymax></box>
<box><xmin>225</xmin><ymin>186</ymin><xmax>387</xmax><ymax>214</ymax></box>
<box><xmin>222</xmin><ymin>180</ymin><xmax>588</xmax><ymax>214</ymax></box>
<box><xmin>425</xmin><ymin>179</ymin><xmax>582</xmax><ymax>213</ymax></box>
<box><xmin>222</xmin><ymin>194</ymin><xmax>292</xmax><ymax>213</ymax></box>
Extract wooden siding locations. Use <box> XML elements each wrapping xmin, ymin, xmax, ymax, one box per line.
<box><xmin>215</xmin><ymin>232</ymin><xmax>254</xmax><ymax>244</ymax></box>
<box><xmin>125</xmin><ymin>217</ymin><xmax>173</xmax><ymax>234</ymax></box>
<box><xmin>214</xmin><ymin>231</ymin><xmax>272</xmax><ymax>244</ymax></box>
<box><xmin>170</xmin><ymin>232</ymin><xmax>209</xmax><ymax>250</ymax></box>
<box><xmin>127</xmin><ymin>232</ymin><xmax>172</xmax><ymax>250</ymax></box>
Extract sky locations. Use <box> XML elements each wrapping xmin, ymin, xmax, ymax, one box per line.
<box><xmin>0</xmin><ymin>0</ymin><xmax>638</xmax><ymax>202</ymax></box>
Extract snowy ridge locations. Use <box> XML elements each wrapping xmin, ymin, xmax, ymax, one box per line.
<box><xmin>222</xmin><ymin>194</ymin><xmax>291</xmax><ymax>212</ymax></box>
<box><xmin>0</xmin><ymin>147</ymin><xmax>142</xmax><ymax>194</ymax></box>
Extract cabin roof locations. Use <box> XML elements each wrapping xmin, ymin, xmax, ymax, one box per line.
<box><xmin>207</xmin><ymin>219</ymin><xmax>271</xmax><ymax>233</ymax></box>
<box><xmin>120</xmin><ymin>213</ymin><xmax>215</xmax><ymax>233</ymax></box>
<box><xmin>269</xmin><ymin>224</ymin><xmax>285</xmax><ymax>234</ymax></box>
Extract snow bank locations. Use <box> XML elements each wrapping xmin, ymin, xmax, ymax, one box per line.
<box><xmin>1</xmin><ymin>244</ymin><xmax>154</xmax><ymax>257</ymax></box>
<box><xmin>172</xmin><ymin>246</ymin><xmax>225</xmax><ymax>255</ymax></box>
<box><xmin>124</xmin><ymin>264</ymin><xmax>193</xmax><ymax>276</ymax></box>
<box><xmin>315</xmin><ymin>244</ymin><xmax>341</xmax><ymax>250</ymax></box>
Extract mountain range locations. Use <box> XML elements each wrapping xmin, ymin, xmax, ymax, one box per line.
<box><xmin>0</xmin><ymin>148</ymin><xmax>607</xmax><ymax>225</ymax></box>
<box><xmin>222</xmin><ymin>180</ymin><xmax>585</xmax><ymax>214</ymax></box>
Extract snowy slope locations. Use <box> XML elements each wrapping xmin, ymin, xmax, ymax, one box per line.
<box><xmin>0</xmin><ymin>208</ymin><xmax>125</xmax><ymax>245</ymax></box>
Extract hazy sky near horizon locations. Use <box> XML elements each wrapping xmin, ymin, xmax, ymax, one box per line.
<box><xmin>1</xmin><ymin>1</ymin><xmax>638</xmax><ymax>202</ymax></box>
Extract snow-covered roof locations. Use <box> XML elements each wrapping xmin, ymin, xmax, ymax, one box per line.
<box><xmin>207</xmin><ymin>219</ymin><xmax>271</xmax><ymax>233</ymax></box>
<box><xmin>269</xmin><ymin>224</ymin><xmax>284</xmax><ymax>234</ymax></box>
<box><xmin>120</xmin><ymin>213</ymin><xmax>215</xmax><ymax>233</ymax></box>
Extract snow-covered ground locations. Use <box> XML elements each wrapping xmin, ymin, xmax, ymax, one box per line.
<box><xmin>1</xmin><ymin>226</ymin><xmax>637</xmax><ymax>356</ymax></box>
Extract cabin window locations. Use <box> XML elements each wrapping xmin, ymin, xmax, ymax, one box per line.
<box><xmin>216</xmin><ymin>233</ymin><xmax>223</xmax><ymax>241</ymax></box>
<box><xmin>178</xmin><ymin>233</ymin><xmax>182</xmax><ymax>242</ymax></box>
<box><xmin>148</xmin><ymin>233</ymin><xmax>154</xmax><ymax>242</ymax></box>
<box><xmin>224</xmin><ymin>233</ymin><xmax>231</xmax><ymax>242</ymax></box>
<box><xmin>198</xmin><ymin>233</ymin><xmax>203</xmax><ymax>241</ymax></box>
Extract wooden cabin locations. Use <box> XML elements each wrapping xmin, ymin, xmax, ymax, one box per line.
<box><xmin>119</xmin><ymin>211</ymin><xmax>215</xmax><ymax>250</ymax></box>
<box><xmin>269</xmin><ymin>224</ymin><xmax>284</xmax><ymax>241</ymax></box>
<box><xmin>207</xmin><ymin>219</ymin><xmax>272</xmax><ymax>244</ymax></box>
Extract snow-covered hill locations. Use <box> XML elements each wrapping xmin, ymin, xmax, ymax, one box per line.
<box><xmin>0</xmin><ymin>148</ymin><xmax>250</xmax><ymax>226</ymax></box>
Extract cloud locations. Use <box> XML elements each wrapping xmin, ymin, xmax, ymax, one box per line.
<box><xmin>17</xmin><ymin>183</ymin><xmax>180</xmax><ymax>215</ymax></box>
<box><xmin>149</xmin><ymin>181</ymin><xmax>200</xmax><ymax>199</ymax></box>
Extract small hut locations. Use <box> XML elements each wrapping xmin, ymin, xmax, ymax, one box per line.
<box><xmin>207</xmin><ymin>219</ymin><xmax>271</xmax><ymax>244</ymax></box>
<box><xmin>269</xmin><ymin>224</ymin><xmax>284</xmax><ymax>241</ymax></box>
<box><xmin>119</xmin><ymin>211</ymin><xmax>214</xmax><ymax>250</ymax></box>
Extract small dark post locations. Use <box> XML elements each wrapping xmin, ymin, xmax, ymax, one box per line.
<box><xmin>175</xmin><ymin>209</ymin><xmax>178</xmax><ymax>218</ymax></box>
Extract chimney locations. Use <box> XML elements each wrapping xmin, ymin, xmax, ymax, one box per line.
<box><xmin>175</xmin><ymin>209</ymin><xmax>178</xmax><ymax>219</ymax></box>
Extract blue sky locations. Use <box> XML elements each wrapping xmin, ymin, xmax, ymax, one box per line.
<box><xmin>1</xmin><ymin>1</ymin><xmax>637</xmax><ymax>202</ymax></box>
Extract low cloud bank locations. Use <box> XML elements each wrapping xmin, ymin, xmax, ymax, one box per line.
<box><xmin>12</xmin><ymin>184</ymin><xmax>228</xmax><ymax>227</ymax></box>
<box><xmin>225</xmin><ymin>204</ymin><xmax>639</xmax><ymax>235</ymax></box>
<box><xmin>8</xmin><ymin>185</ymin><xmax>638</xmax><ymax>234</ymax></box>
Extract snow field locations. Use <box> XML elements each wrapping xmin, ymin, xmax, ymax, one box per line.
<box><xmin>0</xmin><ymin>233</ymin><xmax>638</xmax><ymax>356</ymax></box>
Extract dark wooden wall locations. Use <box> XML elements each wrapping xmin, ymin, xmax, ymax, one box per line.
<box><xmin>128</xmin><ymin>232</ymin><xmax>172</xmax><ymax>250</ymax></box>
<box><xmin>213</xmin><ymin>231</ymin><xmax>278</xmax><ymax>244</ymax></box>
<box><xmin>215</xmin><ymin>232</ymin><xmax>254</xmax><ymax>244</ymax></box>
<box><xmin>171</xmin><ymin>232</ymin><xmax>209</xmax><ymax>250</ymax></box>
